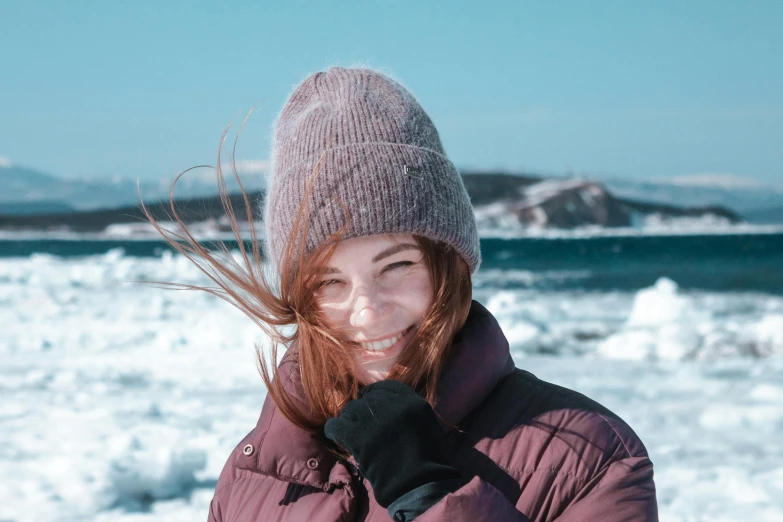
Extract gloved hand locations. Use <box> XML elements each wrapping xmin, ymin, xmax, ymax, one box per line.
<box><xmin>324</xmin><ymin>379</ymin><xmax>465</xmax><ymax>520</ymax></box>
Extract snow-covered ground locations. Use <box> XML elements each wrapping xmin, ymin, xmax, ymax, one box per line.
<box><xmin>2</xmin><ymin>249</ymin><xmax>782</xmax><ymax>521</ymax></box>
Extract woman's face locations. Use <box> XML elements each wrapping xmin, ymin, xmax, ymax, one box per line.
<box><xmin>315</xmin><ymin>233</ymin><xmax>434</xmax><ymax>384</ymax></box>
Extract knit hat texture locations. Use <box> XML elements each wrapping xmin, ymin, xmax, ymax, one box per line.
<box><xmin>262</xmin><ymin>66</ymin><xmax>481</xmax><ymax>277</ymax></box>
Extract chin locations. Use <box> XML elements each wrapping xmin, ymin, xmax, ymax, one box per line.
<box><xmin>357</xmin><ymin>368</ymin><xmax>391</xmax><ymax>385</ymax></box>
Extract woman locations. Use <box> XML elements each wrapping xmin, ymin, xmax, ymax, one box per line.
<box><xmin>145</xmin><ymin>66</ymin><xmax>658</xmax><ymax>521</ymax></box>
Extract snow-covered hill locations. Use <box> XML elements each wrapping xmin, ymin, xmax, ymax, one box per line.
<box><xmin>599</xmin><ymin>175</ymin><xmax>783</xmax><ymax>217</ymax></box>
<box><xmin>2</xmin><ymin>163</ymin><xmax>775</xmax><ymax>235</ymax></box>
<box><xmin>0</xmin><ymin>163</ymin><xmax>266</xmax><ymax>212</ymax></box>
<box><xmin>470</xmin><ymin>177</ymin><xmax>742</xmax><ymax>234</ymax></box>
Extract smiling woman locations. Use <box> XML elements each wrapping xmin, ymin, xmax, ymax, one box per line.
<box><xmin>140</xmin><ymin>66</ymin><xmax>657</xmax><ymax>521</ymax></box>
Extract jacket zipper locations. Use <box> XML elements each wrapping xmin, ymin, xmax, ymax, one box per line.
<box><xmin>345</xmin><ymin>458</ymin><xmax>363</xmax><ymax>481</ymax></box>
<box><xmin>344</xmin><ymin>458</ymin><xmax>369</xmax><ymax>513</ymax></box>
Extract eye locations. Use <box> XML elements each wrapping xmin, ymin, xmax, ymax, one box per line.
<box><xmin>316</xmin><ymin>261</ymin><xmax>414</xmax><ymax>289</ymax></box>
<box><xmin>384</xmin><ymin>261</ymin><xmax>413</xmax><ymax>273</ymax></box>
<box><xmin>316</xmin><ymin>279</ymin><xmax>341</xmax><ymax>289</ymax></box>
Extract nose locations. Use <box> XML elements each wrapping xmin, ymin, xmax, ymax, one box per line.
<box><xmin>351</xmin><ymin>292</ymin><xmax>385</xmax><ymax>330</ymax></box>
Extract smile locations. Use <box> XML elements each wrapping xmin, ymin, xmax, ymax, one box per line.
<box><xmin>358</xmin><ymin>325</ymin><xmax>415</xmax><ymax>352</ymax></box>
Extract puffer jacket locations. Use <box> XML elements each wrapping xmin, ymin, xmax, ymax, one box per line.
<box><xmin>208</xmin><ymin>300</ymin><xmax>658</xmax><ymax>521</ymax></box>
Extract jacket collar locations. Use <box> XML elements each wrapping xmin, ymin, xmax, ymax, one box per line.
<box><xmin>234</xmin><ymin>299</ymin><xmax>516</xmax><ymax>489</ymax></box>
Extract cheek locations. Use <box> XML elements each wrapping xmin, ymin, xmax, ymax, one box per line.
<box><xmin>317</xmin><ymin>304</ymin><xmax>343</xmax><ymax>329</ymax></box>
<box><xmin>386</xmin><ymin>274</ymin><xmax>434</xmax><ymax>310</ymax></box>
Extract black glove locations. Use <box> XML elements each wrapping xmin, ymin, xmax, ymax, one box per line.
<box><xmin>324</xmin><ymin>379</ymin><xmax>465</xmax><ymax>520</ymax></box>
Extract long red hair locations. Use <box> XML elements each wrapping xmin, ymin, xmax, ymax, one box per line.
<box><xmin>138</xmin><ymin>117</ymin><xmax>474</xmax><ymax>435</ymax></box>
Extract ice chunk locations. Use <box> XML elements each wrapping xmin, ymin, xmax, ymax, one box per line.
<box><xmin>598</xmin><ymin>278</ymin><xmax>708</xmax><ymax>360</ymax></box>
<box><xmin>100</xmin><ymin>431</ymin><xmax>207</xmax><ymax>511</ymax></box>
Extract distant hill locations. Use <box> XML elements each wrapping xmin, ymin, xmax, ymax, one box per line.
<box><xmin>0</xmin><ymin>164</ymin><xmax>145</xmax><ymax>210</ymax></box>
<box><xmin>0</xmin><ymin>200</ymin><xmax>73</xmax><ymax>215</ymax></box>
<box><xmin>0</xmin><ymin>163</ymin><xmax>265</xmax><ymax>213</ymax></box>
<box><xmin>600</xmin><ymin>177</ymin><xmax>783</xmax><ymax>215</ymax></box>
<box><xmin>0</xmin><ymin>172</ymin><xmax>743</xmax><ymax>234</ymax></box>
<box><xmin>466</xmin><ymin>176</ymin><xmax>742</xmax><ymax>232</ymax></box>
<box><xmin>3</xmin><ymin>161</ymin><xmax>779</xmax><ymax>223</ymax></box>
<box><xmin>460</xmin><ymin>172</ymin><xmax>541</xmax><ymax>205</ymax></box>
<box><xmin>744</xmin><ymin>206</ymin><xmax>783</xmax><ymax>225</ymax></box>
<box><xmin>0</xmin><ymin>164</ymin><xmax>60</xmax><ymax>186</ymax></box>
<box><xmin>0</xmin><ymin>192</ymin><xmax>262</xmax><ymax>232</ymax></box>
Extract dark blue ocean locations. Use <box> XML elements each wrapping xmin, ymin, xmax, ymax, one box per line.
<box><xmin>2</xmin><ymin>232</ymin><xmax>782</xmax><ymax>294</ymax></box>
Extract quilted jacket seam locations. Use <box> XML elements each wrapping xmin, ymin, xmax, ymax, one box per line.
<box><xmin>592</xmin><ymin>455</ymin><xmax>654</xmax><ymax>491</ymax></box>
<box><xmin>498</xmin><ymin>461</ymin><xmax>591</xmax><ymax>488</ymax></box>
<box><xmin>212</xmin><ymin>481</ymin><xmax>234</xmax><ymax>502</ymax></box>
<box><xmin>234</xmin><ymin>468</ymin><xmax>328</xmax><ymax>489</ymax></box>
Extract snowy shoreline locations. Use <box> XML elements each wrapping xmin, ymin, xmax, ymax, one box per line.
<box><xmin>2</xmin><ymin>250</ymin><xmax>782</xmax><ymax>521</ymax></box>
<box><xmin>0</xmin><ymin>223</ymin><xmax>782</xmax><ymax>243</ymax></box>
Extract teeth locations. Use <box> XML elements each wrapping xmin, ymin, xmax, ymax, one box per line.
<box><xmin>359</xmin><ymin>327</ymin><xmax>410</xmax><ymax>352</ymax></box>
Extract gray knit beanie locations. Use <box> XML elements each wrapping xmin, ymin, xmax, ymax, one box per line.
<box><xmin>262</xmin><ymin>66</ymin><xmax>481</xmax><ymax>278</ymax></box>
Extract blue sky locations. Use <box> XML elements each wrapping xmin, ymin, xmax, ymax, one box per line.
<box><xmin>1</xmin><ymin>0</ymin><xmax>781</xmax><ymax>184</ymax></box>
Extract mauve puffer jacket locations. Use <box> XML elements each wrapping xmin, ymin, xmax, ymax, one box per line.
<box><xmin>208</xmin><ymin>300</ymin><xmax>658</xmax><ymax>521</ymax></box>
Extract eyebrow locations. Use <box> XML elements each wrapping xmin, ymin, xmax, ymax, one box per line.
<box><xmin>321</xmin><ymin>243</ymin><xmax>420</xmax><ymax>274</ymax></box>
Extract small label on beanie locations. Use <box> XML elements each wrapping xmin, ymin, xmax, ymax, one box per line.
<box><xmin>403</xmin><ymin>165</ymin><xmax>424</xmax><ymax>179</ymax></box>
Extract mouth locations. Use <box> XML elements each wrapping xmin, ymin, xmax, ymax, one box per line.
<box><xmin>356</xmin><ymin>324</ymin><xmax>415</xmax><ymax>353</ymax></box>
